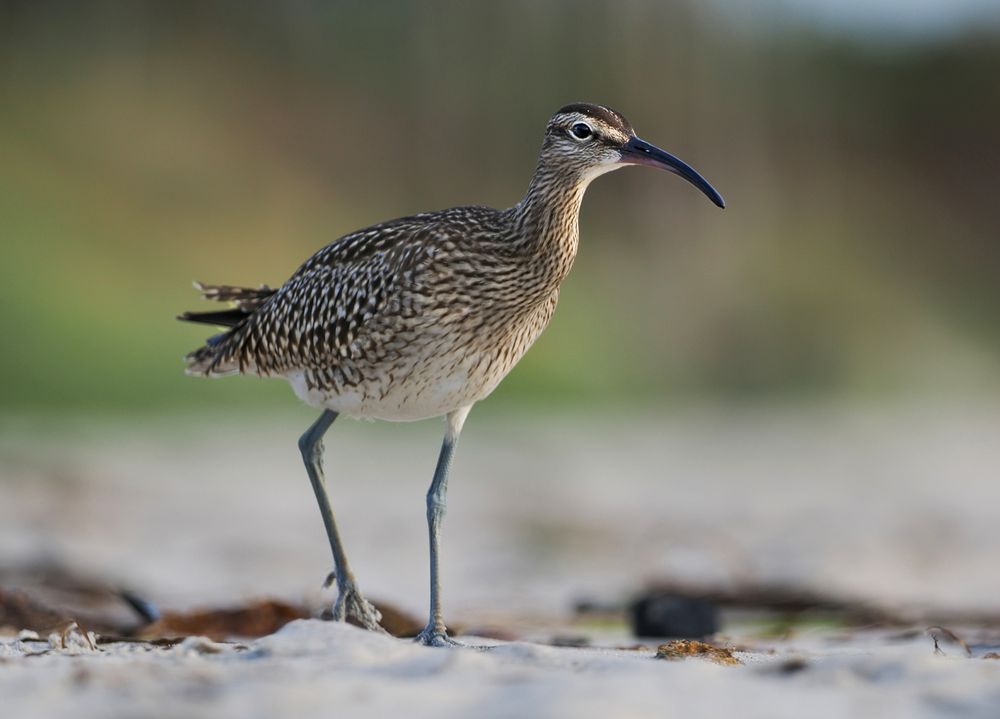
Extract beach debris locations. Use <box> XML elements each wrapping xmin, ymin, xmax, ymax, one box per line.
<box><xmin>58</xmin><ymin>621</ymin><xmax>96</xmax><ymax>651</ymax></box>
<box><xmin>926</xmin><ymin>626</ymin><xmax>972</xmax><ymax>657</ymax></box>
<box><xmin>655</xmin><ymin>639</ymin><xmax>741</xmax><ymax>666</ymax></box>
<box><xmin>119</xmin><ymin>590</ymin><xmax>161</xmax><ymax>624</ymax></box>
<box><xmin>2</xmin><ymin>559</ymin><xmax>423</xmax><ymax>642</ymax></box>
<box><xmin>0</xmin><ymin>560</ymin><xmax>156</xmax><ymax>634</ymax></box>
<box><xmin>139</xmin><ymin>597</ymin><xmax>423</xmax><ymax>640</ymax></box>
<box><xmin>0</xmin><ymin>589</ymin><xmax>71</xmax><ymax>635</ymax></box>
<box><xmin>583</xmin><ymin>579</ymin><xmax>1000</xmax><ymax>633</ymax></box>
<box><xmin>634</xmin><ymin>580</ymin><xmax>895</xmax><ymax>626</ymax></box>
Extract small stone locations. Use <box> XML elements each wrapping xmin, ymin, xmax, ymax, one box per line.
<box><xmin>629</xmin><ymin>593</ymin><xmax>719</xmax><ymax>639</ymax></box>
<box><xmin>775</xmin><ymin>657</ymin><xmax>809</xmax><ymax>674</ymax></box>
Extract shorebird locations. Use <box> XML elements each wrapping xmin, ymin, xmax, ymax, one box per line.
<box><xmin>179</xmin><ymin>103</ymin><xmax>724</xmax><ymax>646</ymax></box>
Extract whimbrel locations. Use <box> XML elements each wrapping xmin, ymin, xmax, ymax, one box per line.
<box><xmin>179</xmin><ymin>103</ymin><xmax>724</xmax><ymax>646</ymax></box>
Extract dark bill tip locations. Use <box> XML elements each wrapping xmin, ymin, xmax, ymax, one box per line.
<box><xmin>620</xmin><ymin>136</ymin><xmax>725</xmax><ymax>209</ymax></box>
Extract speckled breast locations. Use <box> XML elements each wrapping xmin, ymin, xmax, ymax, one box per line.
<box><xmin>287</xmin><ymin>291</ymin><xmax>559</xmax><ymax>421</ymax></box>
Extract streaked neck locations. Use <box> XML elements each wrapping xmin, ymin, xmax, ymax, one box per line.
<box><xmin>510</xmin><ymin>163</ymin><xmax>590</xmax><ymax>257</ymax></box>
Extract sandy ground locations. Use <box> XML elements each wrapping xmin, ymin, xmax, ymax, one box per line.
<box><xmin>2</xmin><ymin>403</ymin><xmax>999</xmax><ymax>717</ymax></box>
<box><xmin>3</xmin><ymin>621</ymin><xmax>1000</xmax><ymax>719</ymax></box>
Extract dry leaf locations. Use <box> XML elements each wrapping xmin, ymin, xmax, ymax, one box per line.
<box><xmin>139</xmin><ymin>600</ymin><xmax>308</xmax><ymax>641</ymax></box>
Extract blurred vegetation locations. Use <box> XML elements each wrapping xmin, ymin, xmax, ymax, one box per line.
<box><xmin>1</xmin><ymin>1</ymin><xmax>998</xmax><ymax>412</ymax></box>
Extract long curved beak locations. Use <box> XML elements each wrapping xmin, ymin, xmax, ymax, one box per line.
<box><xmin>619</xmin><ymin>136</ymin><xmax>725</xmax><ymax>209</ymax></box>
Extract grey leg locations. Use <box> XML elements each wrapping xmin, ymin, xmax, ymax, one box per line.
<box><xmin>299</xmin><ymin>410</ymin><xmax>385</xmax><ymax>633</ymax></box>
<box><xmin>416</xmin><ymin>406</ymin><xmax>472</xmax><ymax>647</ymax></box>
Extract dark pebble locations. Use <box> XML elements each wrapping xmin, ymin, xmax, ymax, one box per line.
<box><xmin>629</xmin><ymin>593</ymin><xmax>719</xmax><ymax>639</ymax></box>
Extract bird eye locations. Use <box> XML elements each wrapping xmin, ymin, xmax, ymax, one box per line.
<box><xmin>569</xmin><ymin>122</ymin><xmax>593</xmax><ymax>141</ymax></box>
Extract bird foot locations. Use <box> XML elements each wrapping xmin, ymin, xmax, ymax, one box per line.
<box><xmin>327</xmin><ymin>581</ymin><xmax>389</xmax><ymax>635</ymax></box>
<box><xmin>414</xmin><ymin>625</ymin><xmax>462</xmax><ymax>647</ymax></box>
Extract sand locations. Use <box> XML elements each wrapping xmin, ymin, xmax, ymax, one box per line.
<box><xmin>1</xmin><ymin>404</ymin><xmax>999</xmax><ymax>716</ymax></box>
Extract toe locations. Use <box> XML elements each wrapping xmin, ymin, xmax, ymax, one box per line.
<box><xmin>340</xmin><ymin>591</ymin><xmax>387</xmax><ymax>634</ymax></box>
<box><xmin>415</xmin><ymin>629</ymin><xmax>461</xmax><ymax>647</ymax></box>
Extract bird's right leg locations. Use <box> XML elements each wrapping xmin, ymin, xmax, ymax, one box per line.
<box><xmin>299</xmin><ymin>410</ymin><xmax>386</xmax><ymax>633</ymax></box>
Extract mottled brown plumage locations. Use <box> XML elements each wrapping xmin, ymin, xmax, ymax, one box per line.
<box><xmin>179</xmin><ymin>103</ymin><xmax>724</xmax><ymax>645</ymax></box>
<box><xmin>183</xmin><ymin>107</ymin><xmax>628</xmax><ymax>420</ymax></box>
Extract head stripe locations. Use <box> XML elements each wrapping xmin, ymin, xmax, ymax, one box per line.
<box><xmin>555</xmin><ymin>103</ymin><xmax>633</xmax><ymax>135</ymax></box>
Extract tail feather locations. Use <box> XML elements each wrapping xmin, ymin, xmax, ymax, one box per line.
<box><xmin>183</xmin><ymin>342</ymin><xmax>239</xmax><ymax>377</ymax></box>
<box><xmin>176</xmin><ymin>309</ymin><xmax>248</xmax><ymax>328</ymax></box>
<box><xmin>193</xmin><ymin>281</ymin><xmax>274</xmax><ymax>310</ymax></box>
<box><xmin>180</xmin><ymin>281</ymin><xmax>275</xmax><ymax>376</ymax></box>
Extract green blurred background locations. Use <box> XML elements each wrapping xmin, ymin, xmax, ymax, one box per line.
<box><xmin>2</xmin><ymin>0</ymin><xmax>999</xmax><ymax>415</ymax></box>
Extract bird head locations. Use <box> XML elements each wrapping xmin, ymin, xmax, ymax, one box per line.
<box><xmin>543</xmin><ymin>103</ymin><xmax>725</xmax><ymax>208</ymax></box>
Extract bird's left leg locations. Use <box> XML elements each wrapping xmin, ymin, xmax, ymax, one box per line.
<box><xmin>415</xmin><ymin>405</ymin><xmax>472</xmax><ymax>647</ymax></box>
